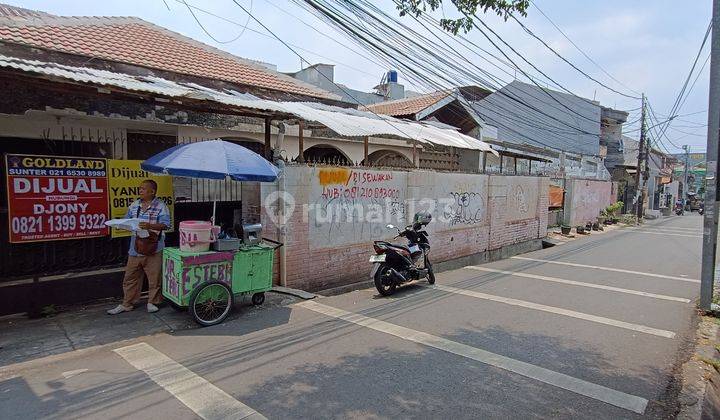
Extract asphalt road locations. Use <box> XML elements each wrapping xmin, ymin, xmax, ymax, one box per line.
<box><xmin>0</xmin><ymin>215</ymin><xmax>704</xmax><ymax>419</ymax></box>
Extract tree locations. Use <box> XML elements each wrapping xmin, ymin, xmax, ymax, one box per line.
<box><xmin>395</xmin><ymin>0</ymin><xmax>529</xmax><ymax>34</ymax></box>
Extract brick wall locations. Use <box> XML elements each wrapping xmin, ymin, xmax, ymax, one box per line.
<box><xmin>262</xmin><ymin>166</ymin><xmax>549</xmax><ymax>292</ymax></box>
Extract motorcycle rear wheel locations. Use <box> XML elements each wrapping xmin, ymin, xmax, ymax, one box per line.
<box><xmin>374</xmin><ymin>264</ymin><xmax>396</xmax><ymax>296</ymax></box>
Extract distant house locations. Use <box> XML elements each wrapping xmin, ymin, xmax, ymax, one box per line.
<box><xmin>609</xmin><ymin>136</ymin><xmax>676</xmax><ymax>212</ymax></box>
<box><xmin>288</xmin><ymin>65</ymin><xmax>405</xmax><ymax>105</ymax></box>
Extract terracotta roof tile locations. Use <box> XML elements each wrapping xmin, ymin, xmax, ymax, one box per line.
<box><xmin>0</xmin><ymin>14</ymin><xmax>337</xmax><ymax>100</ymax></box>
<box><xmin>366</xmin><ymin>91</ymin><xmax>451</xmax><ymax>116</ymax></box>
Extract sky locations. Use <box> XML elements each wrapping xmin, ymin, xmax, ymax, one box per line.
<box><xmin>4</xmin><ymin>0</ymin><xmax>713</xmax><ymax>154</ymax></box>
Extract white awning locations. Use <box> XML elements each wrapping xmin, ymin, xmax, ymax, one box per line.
<box><xmin>0</xmin><ymin>55</ymin><xmax>497</xmax><ymax>155</ymax></box>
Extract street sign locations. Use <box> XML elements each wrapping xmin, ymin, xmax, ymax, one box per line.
<box><xmin>5</xmin><ymin>153</ymin><xmax>110</xmax><ymax>243</ymax></box>
<box><xmin>107</xmin><ymin>159</ymin><xmax>174</xmax><ymax>238</ymax></box>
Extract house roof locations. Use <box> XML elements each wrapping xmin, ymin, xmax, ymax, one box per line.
<box><xmin>366</xmin><ymin>90</ymin><xmax>451</xmax><ymax>117</ymax></box>
<box><xmin>0</xmin><ymin>53</ymin><xmax>498</xmax><ymax>153</ymax></box>
<box><xmin>472</xmin><ymin>80</ymin><xmax>601</xmax><ymax>156</ymax></box>
<box><xmin>0</xmin><ymin>4</ymin><xmax>338</xmax><ymax>101</ymax></box>
<box><xmin>0</xmin><ymin>3</ymin><xmax>53</xmax><ymax>19</ymax></box>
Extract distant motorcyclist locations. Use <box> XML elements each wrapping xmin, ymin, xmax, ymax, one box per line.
<box><xmin>675</xmin><ymin>198</ymin><xmax>684</xmax><ymax>216</ymax></box>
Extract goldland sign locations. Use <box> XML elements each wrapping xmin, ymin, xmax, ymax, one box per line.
<box><xmin>5</xmin><ymin>154</ymin><xmax>174</xmax><ymax>243</ymax></box>
<box><xmin>5</xmin><ymin>154</ymin><xmax>110</xmax><ymax>243</ymax></box>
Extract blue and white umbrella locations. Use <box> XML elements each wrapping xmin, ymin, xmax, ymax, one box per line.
<box><xmin>141</xmin><ymin>139</ymin><xmax>279</xmax><ymax>223</ymax></box>
<box><xmin>141</xmin><ymin>139</ymin><xmax>279</xmax><ymax>182</ymax></box>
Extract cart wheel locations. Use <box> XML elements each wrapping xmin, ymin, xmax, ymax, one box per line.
<box><xmin>251</xmin><ymin>292</ymin><xmax>265</xmax><ymax>306</ymax></box>
<box><xmin>190</xmin><ymin>281</ymin><xmax>233</xmax><ymax>327</ymax></box>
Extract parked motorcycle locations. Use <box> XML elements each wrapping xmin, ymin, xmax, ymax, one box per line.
<box><xmin>369</xmin><ymin>211</ymin><xmax>435</xmax><ymax>296</ymax></box>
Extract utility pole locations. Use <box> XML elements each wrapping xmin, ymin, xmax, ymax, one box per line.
<box><xmin>635</xmin><ymin>93</ymin><xmax>647</xmax><ymax>219</ymax></box>
<box><xmin>682</xmin><ymin>145</ymin><xmax>690</xmax><ymax>207</ymax></box>
<box><xmin>700</xmin><ymin>0</ymin><xmax>720</xmax><ymax>311</ymax></box>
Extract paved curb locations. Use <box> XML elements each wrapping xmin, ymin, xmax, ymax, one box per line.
<box><xmin>677</xmin><ymin>315</ymin><xmax>720</xmax><ymax>420</ymax></box>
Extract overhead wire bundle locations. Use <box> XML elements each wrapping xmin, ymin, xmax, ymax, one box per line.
<box><xmin>288</xmin><ymin>0</ymin><xmax>642</xmax><ymax>156</ymax></box>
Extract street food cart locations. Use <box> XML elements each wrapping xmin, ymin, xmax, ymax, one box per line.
<box><xmin>141</xmin><ymin>139</ymin><xmax>281</xmax><ymax>326</ymax></box>
<box><xmin>161</xmin><ymin>242</ymin><xmax>279</xmax><ymax>326</ymax></box>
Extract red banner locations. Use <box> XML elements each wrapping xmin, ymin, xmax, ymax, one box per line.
<box><xmin>5</xmin><ymin>154</ymin><xmax>110</xmax><ymax>243</ymax></box>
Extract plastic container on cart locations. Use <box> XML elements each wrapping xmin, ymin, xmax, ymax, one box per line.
<box><xmin>179</xmin><ymin>220</ymin><xmax>220</xmax><ymax>252</ymax></box>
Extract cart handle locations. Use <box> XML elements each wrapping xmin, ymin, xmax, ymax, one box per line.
<box><xmin>262</xmin><ymin>237</ymin><xmax>284</xmax><ymax>250</ymax></box>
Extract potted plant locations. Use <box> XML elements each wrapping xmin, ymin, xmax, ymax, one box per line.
<box><xmin>598</xmin><ymin>209</ymin><xmax>607</xmax><ymax>225</ymax></box>
<box><xmin>605</xmin><ymin>201</ymin><xmax>623</xmax><ymax>224</ymax></box>
<box><xmin>576</xmin><ymin>225</ymin><xmax>586</xmax><ymax>234</ymax></box>
<box><xmin>561</xmin><ymin>225</ymin><xmax>572</xmax><ymax>235</ymax></box>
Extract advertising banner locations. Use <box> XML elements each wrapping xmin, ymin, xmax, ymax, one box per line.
<box><xmin>5</xmin><ymin>154</ymin><xmax>109</xmax><ymax>243</ymax></box>
<box><xmin>107</xmin><ymin>159</ymin><xmax>174</xmax><ymax>238</ymax></box>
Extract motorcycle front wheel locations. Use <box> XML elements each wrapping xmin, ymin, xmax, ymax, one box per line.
<box><xmin>426</xmin><ymin>257</ymin><xmax>436</xmax><ymax>285</ymax></box>
<box><xmin>373</xmin><ymin>264</ymin><xmax>396</xmax><ymax>296</ymax></box>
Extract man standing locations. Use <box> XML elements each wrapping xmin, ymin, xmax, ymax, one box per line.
<box><xmin>107</xmin><ymin>180</ymin><xmax>171</xmax><ymax>315</ymax></box>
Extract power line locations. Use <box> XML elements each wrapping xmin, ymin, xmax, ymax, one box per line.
<box><xmin>653</xmin><ymin>21</ymin><xmax>712</xmax><ymax>145</ymax></box>
<box><xmin>179</xmin><ymin>0</ymin><xmax>252</xmax><ymax>44</ymax></box>
<box><xmin>229</xmin><ymin>0</ymin><xmax>436</xmax><ymax>146</ymax></box>
<box><xmin>529</xmin><ymin>0</ymin><xmax>642</xmax><ymax>96</ymax></box>
<box><xmin>508</xmin><ymin>13</ymin><xmax>641</xmax><ymax>99</ymax></box>
<box><xmin>295</xmin><ymin>0</ymin><xmax>606</xmax><ymax>154</ymax></box>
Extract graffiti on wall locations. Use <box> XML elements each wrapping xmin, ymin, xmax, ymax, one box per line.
<box><xmin>569</xmin><ymin>180</ymin><xmax>612</xmax><ymax>226</ymax></box>
<box><xmin>409</xmin><ymin>174</ymin><xmax>488</xmax><ymax>231</ymax></box>
<box><xmin>505</xmin><ymin>177</ymin><xmax>538</xmax><ymax>220</ymax></box>
<box><xmin>310</xmin><ymin>167</ymin><xmax>407</xmax><ymax>247</ymax></box>
<box><xmin>443</xmin><ymin>191</ymin><xmax>484</xmax><ymax>226</ymax></box>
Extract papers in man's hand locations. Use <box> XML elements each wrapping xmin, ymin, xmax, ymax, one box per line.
<box><xmin>105</xmin><ymin>218</ymin><xmax>144</xmax><ymax>234</ymax></box>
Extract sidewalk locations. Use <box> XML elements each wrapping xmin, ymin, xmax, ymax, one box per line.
<box><xmin>0</xmin><ymin>292</ymin><xmax>300</xmax><ymax>367</ymax></box>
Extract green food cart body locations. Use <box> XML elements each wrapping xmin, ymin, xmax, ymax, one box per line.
<box><xmin>162</xmin><ymin>245</ymin><xmax>274</xmax><ymax>307</ymax></box>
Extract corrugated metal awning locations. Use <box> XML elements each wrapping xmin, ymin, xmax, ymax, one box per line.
<box><xmin>0</xmin><ymin>55</ymin><xmax>497</xmax><ymax>155</ymax></box>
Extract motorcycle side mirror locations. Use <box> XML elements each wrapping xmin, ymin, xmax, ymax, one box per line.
<box><xmin>386</xmin><ymin>224</ymin><xmax>395</xmax><ymax>229</ymax></box>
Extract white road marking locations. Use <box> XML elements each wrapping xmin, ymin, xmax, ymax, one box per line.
<box><xmin>463</xmin><ymin>266</ymin><xmax>690</xmax><ymax>303</ymax></box>
<box><xmin>426</xmin><ymin>283</ymin><xmax>675</xmax><ymax>338</ymax></box>
<box><xmin>114</xmin><ymin>342</ymin><xmax>266</xmax><ymax>420</ymax></box>
<box><xmin>511</xmin><ymin>257</ymin><xmax>701</xmax><ymax>283</ymax></box>
<box><xmin>641</xmin><ymin>226</ymin><xmax>701</xmax><ymax>232</ymax></box>
<box><xmin>61</xmin><ymin>368</ymin><xmax>88</xmax><ymax>379</ymax></box>
<box><xmin>296</xmin><ymin>300</ymin><xmax>648</xmax><ymax>414</ymax></box>
<box><xmin>643</xmin><ymin>228</ymin><xmax>702</xmax><ymax>234</ymax></box>
<box><xmin>622</xmin><ymin>229</ymin><xmax>700</xmax><ymax>238</ymax></box>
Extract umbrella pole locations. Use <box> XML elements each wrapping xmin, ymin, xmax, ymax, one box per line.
<box><xmin>212</xmin><ymin>180</ymin><xmax>217</xmax><ymax>224</ymax></box>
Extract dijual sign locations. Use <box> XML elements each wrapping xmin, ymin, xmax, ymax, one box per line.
<box><xmin>5</xmin><ymin>153</ymin><xmax>110</xmax><ymax>243</ymax></box>
<box><xmin>107</xmin><ymin>160</ymin><xmax>174</xmax><ymax>238</ymax></box>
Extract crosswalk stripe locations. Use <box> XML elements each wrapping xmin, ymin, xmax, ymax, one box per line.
<box><xmin>425</xmin><ymin>283</ymin><xmax>675</xmax><ymax>339</ymax></box>
<box><xmin>114</xmin><ymin>342</ymin><xmax>266</xmax><ymax>420</ymax></box>
<box><xmin>511</xmin><ymin>256</ymin><xmax>700</xmax><ymax>283</ymax></box>
<box><xmin>463</xmin><ymin>266</ymin><xmax>691</xmax><ymax>303</ymax></box>
<box><xmin>296</xmin><ymin>300</ymin><xmax>648</xmax><ymax>414</ymax></box>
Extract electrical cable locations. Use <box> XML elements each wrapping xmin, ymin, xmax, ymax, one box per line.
<box><xmin>529</xmin><ymin>0</ymin><xmax>642</xmax><ymax>96</ymax></box>
<box><xmin>180</xmin><ymin>0</ymin><xmax>252</xmax><ymax>44</ymax></box>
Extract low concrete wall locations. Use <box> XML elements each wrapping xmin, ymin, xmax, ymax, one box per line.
<box><xmin>563</xmin><ymin>178</ymin><xmax>613</xmax><ymax>227</ymax></box>
<box><xmin>262</xmin><ymin>165</ymin><xmax>549</xmax><ymax>291</ymax></box>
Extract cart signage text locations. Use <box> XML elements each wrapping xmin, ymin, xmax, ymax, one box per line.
<box><xmin>164</xmin><ymin>252</ymin><xmax>234</xmax><ymax>301</ymax></box>
<box><xmin>5</xmin><ymin>154</ymin><xmax>109</xmax><ymax>243</ymax></box>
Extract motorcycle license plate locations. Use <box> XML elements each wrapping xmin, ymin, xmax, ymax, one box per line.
<box><xmin>408</xmin><ymin>244</ymin><xmax>420</xmax><ymax>253</ymax></box>
<box><xmin>369</xmin><ymin>254</ymin><xmax>386</xmax><ymax>263</ymax></box>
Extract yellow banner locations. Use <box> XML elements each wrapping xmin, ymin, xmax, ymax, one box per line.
<box><xmin>108</xmin><ymin>160</ymin><xmax>174</xmax><ymax>238</ymax></box>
